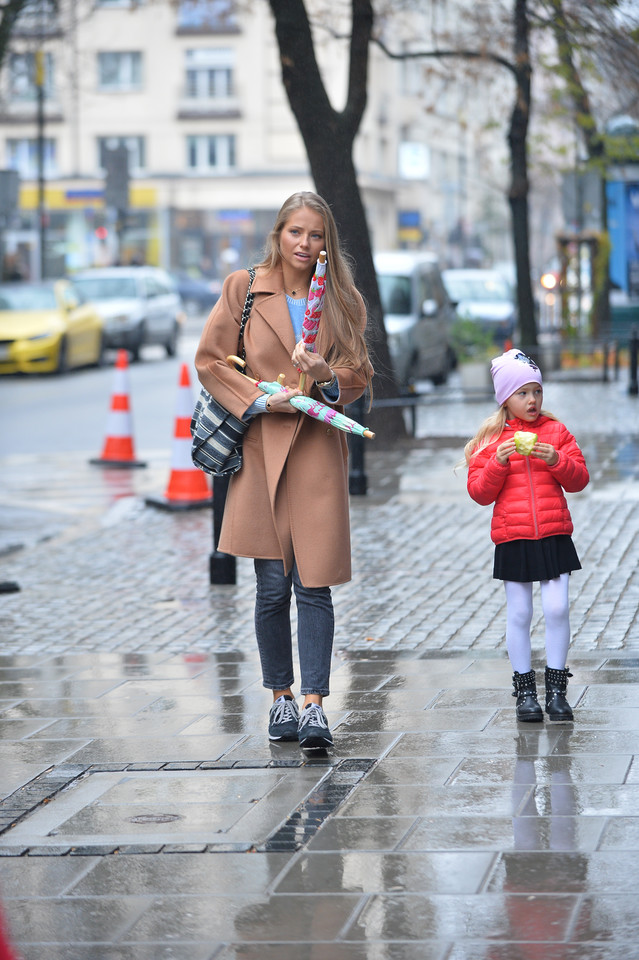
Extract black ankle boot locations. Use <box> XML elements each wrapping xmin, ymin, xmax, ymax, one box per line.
<box><xmin>512</xmin><ymin>670</ymin><xmax>543</xmax><ymax>722</ymax></box>
<box><xmin>545</xmin><ymin>666</ymin><xmax>574</xmax><ymax>721</ymax></box>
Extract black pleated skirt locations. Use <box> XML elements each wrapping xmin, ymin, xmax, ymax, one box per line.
<box><xmin>493</xmin><ymin>535</ymin><xmax>581</xmax><ymax>582</ymax></box>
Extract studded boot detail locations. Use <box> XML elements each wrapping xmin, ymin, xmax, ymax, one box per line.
<box><xmin>512</xmin><ymin>670</ymin><xmax>543</xmax><ymax>722</ymax></box>
<box><xmin>544</xmin><ymin>666</ymin><xmax>574</xmax><ymax>721</ymax></box>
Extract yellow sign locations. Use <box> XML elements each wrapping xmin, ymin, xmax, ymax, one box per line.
<box><xmin>19</xmin><ymin>184</ymin><xmax>157</xmax><ymax>210</ymax></box>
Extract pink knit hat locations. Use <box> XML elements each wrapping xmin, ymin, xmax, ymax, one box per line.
<box><xmin>490</xmin><ymin>348</ymin><xmax>542</xmax><ymax>406</ymax></box>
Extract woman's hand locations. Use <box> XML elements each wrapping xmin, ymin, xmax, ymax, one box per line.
<box><xmin>495</xmin><ymin>439</ymin><xmax>516</xmax><ymax>465</ymax></box>
<box><xmin>531</xmin><ymin>442</ymin><xmax>559</xmax><ymax>465</ymax></box>
<box><xmin>266</xmin><ymin>387</ymin><xmax>302</xmax><ymax>415</ymax></box>
<box><xmin>291</xmin><ymin>340</ymin><xmax>332</xmax><ymax>384</ymax></box>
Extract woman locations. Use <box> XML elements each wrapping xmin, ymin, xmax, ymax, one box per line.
<box><xmin>195</xmin><ymin>191</ymin><xmax>373</xmax><ymax>748</ymax></box>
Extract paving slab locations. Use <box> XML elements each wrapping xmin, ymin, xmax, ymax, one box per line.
<box><xmin>1</xmin><ymin>376</ymin><xmax>639</xmax><ymax>956</ymax></box>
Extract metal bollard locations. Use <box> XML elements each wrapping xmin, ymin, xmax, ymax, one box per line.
<box><xmin>347</xmin><ymin>395</ymin><xmax>368</xmax><ymax>496</ymax></box>
<box><xmin>209</xmin><ymin>475</ymin><xmax>237</xmax><ymax>583</ymax></box>
<box><xmin>629</xmin><ymin>327</ymin><xmax>638</xmax><ymax>397</ymax></box>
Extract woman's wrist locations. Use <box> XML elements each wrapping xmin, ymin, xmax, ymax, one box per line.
<box><xmin>316</xmin><ymin>369</ymin><xmax>336</xmax><ymax>388</ymax></box>
<box><xmin>265</xmin><ymin>396</ymin><xmax>273</xmax><ymax>412</ymax></box>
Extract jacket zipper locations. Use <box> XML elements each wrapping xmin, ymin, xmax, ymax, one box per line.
<box><xmin>524</xmin><ymin>455</ymin><xmax>540</xmax><ymax>537</ymax></box>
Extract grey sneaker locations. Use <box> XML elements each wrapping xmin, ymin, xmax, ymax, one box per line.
<box><xmin>268</xmin><ymin>695</ymin><xmax>300</xmax><ymax>741</ymax></box>
<box><xmin>298</xmin><ymin>703</ymin><xmax>333</xmax><ymax>749</ymax></box>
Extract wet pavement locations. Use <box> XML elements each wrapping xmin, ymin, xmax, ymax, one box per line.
<box><xmin>0</xmin><ymin>369</ymin><xmax>638</xmax><ymax>958</ymax></box>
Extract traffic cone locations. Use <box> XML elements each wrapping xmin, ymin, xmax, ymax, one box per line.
<box><xmin>90</xmin><ymin>349</ymin><xmax>146</xmax><ymax>468</ymax></box>
<box><xmin>145</xmin><ymin>363</ymin><xmax>212</xmax><ymax>511</ymax></box>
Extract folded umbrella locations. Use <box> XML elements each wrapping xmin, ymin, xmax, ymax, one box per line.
<box><xmin>298</xmin><ymin>251</ymin><xmax>327</xmax><ymax>392</ymax></box>
<box><xmin>226</xmin><ymin>356</ymin><xmax>375</xmax><ymax>440</ymax></box>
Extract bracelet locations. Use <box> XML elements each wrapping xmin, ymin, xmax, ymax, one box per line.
<box><xmin>315</xmin><ymin>369</ymin><xmax>336</xmax><ymax>389</ymax></box>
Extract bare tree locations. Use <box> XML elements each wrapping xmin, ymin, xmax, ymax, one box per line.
<box><xmin>373</xmin><ymin>0</ymin><xmax>538</xmax><ymax>350</ymax></box>
<box><xmin>0</xmin><ymin>0</ymin><xmax>32</xmax><ymax>71</ymax></box>
<box><xmin>268</xmin><ymin>0</ymin><xmax>406</xmax><ymax>441</ymax></box>
<box><xmin>534</xmin><ymin>0</ymin><xmax>639</xmax><ymax>334</ymax></box>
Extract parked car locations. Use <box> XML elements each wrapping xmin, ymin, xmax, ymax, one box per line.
<box><xmin>170</xmin><ymin>271</ymin><xmax>221</xmax><ymax>316</ymax></box>
<box><xmin>0</xmin><ymin>280</ymin><xmax>104</xmax><ymax>374</ymax></box>
<box><xmin>442</xmin><ymin>267</ymin><xmax>517</xmax><ymax>346</ymax></box>
<box><xmin>70</xmin><ymin>266</ymin><xmax>184</xmax><ymax>360</ymax></box>
<box><xmin>374</xmin><ymin>250</ymin><xmax>456</xmax><ymax>391</ymax></box>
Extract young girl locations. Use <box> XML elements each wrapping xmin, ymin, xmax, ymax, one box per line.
<box><xmin>195</xmin><ymin>191</ymin><xmax>372</xmax><ymax>749</ymax></box>
<box><xmin>465</xmin><ymin>348</ymin><xmax>589</xmax><ymax>722</ymax></box>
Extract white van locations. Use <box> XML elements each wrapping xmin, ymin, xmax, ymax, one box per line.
<box><xmin>374</xmin><ymin>251</ymin><xmax>456</xmax><ymax>391</ymax></box>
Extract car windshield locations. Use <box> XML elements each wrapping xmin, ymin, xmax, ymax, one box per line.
<box><xmin>0</xmin><ymin>285</ymin><xmax>58</xmax><ymax>310</ymax></box>
<box><xmin>377</xmin><ymin>275</ymin><xmax>412</xmax><ymax>316</ymax></box>
<box><xmin>445</xmin><ymin>274</ymin><xmax>511</xmax><ymax>303</ymax></box>
<box><xmin>72</xmin><ymin>277</ymin><xmax>138</xmax><ymax>300</ymax></box>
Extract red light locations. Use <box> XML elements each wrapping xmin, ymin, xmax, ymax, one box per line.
<box><xmin>95</xmin><ymin>226</ymin><xmax>108</xmax><ymax>240</ymax></box>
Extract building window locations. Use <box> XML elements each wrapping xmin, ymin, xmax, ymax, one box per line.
<box><xmin>97</xmin><ymin>51</ymin><xmax>142</xmax><ymax>91</ymax></box>
<box><xmin>97</xmin><ymin>136</ymin><xmax>146</xmax><ymax>175</ymax></box>
<box><xmin>9</xmin><ymin>52</ymin><xmax>54</xmax><ymax>101</ymax></box>
<box><xmin>177</xmin><ymin>0</ymin><xmax>237</xmax><ymax>31</ymax></box>
<box><xmin>185</xmin><ymin>48</ymin><xmax>233</xmax><ymax>99</ymax></box>
<box><xmin>14</xmin><ymin>0</ymin><xmax>59</xmax><ymax>36</ymax></box>
<box><xmin>186</xmin><ymin>134</ymin><xmax>235</xmax><ymax>173</ymax></box>
<box><xmin>6</xmin><ymin>138</ymin><xmax>57</xmax><ymax>178</ymax></box>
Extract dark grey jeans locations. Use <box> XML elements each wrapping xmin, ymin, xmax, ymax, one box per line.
<box><xmin>254</xmin><ymin>558</ymin><xmax>334</xmax><ymax>697</ymax></box>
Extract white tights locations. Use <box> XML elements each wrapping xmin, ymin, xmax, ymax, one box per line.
<box><xmin>503</xmin><ymin>573</ymin><xmax>571</xmax><ymax>673</ymax></box>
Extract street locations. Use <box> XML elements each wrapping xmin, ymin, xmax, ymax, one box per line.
<box><xmin>0</xmin><ymin>315</ymin><xmax>206</xmax><ymax>458</ymax></box>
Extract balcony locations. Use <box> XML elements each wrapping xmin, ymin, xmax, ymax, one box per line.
<box><xmin>176</xmin><ymin>95</ymin><xmax>240</xmax><ymax>121</ymax></box>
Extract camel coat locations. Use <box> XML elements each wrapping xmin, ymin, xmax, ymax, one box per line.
<box><xmin>194</xmin><ymin>265</ymin><xmax>370</xmax><ymax>588</ymax></box>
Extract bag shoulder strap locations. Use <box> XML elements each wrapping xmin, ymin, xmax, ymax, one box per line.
<box><xmin>238</xmin><ymin>267</ymin><xmax>256</xmax><ymax>361</ymax></box>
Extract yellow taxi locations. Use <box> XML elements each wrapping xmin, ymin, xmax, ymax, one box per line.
<box><xmin>0</xmin><ymin>280</ymin><xmax>104</xmax><ymax>374</ymax></box>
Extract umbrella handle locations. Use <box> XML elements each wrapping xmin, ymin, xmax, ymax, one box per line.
<box><xmin>226</xmin><ymin>354</ymin><xmax>246</xmax><ymax>372</ymax></box>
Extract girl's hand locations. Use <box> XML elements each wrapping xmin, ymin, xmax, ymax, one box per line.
<box><xmin>266</xmin><ymin>387</ymin><xmax>302</xmax><ymax>415</ymax></box>
<box><xmin>495</xmin><ymin>439</ymin><xmax>516</xmax><ymax>465</ymax></box>
<box><xmin>291</xmin><ymin>340</ymin><xmax>332</xmax><ymax>384</ymax></box>
<box><xmin>531</xmin><ymin>442</ymin><xmax>559</xmax><ymax>465</ymax></box>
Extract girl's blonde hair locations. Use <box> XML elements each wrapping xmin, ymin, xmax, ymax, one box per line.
<box><xmin>255</xmin><ymin>191</ymin><xmax>372</xmax><ymax>389</ymax></box>
<box><xmin>464</xmin><ymin>405</ymin><xmax>558</xmax><ymax>465</ymax></box>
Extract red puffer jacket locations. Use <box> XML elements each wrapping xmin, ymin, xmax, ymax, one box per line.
<box><xmin>467</xmin><ymin>415</ymin><xmax>589</xmax><ymax>544</ymax></box>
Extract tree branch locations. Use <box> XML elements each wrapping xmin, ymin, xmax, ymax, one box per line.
<box><xmin>371</xmin><ymin>33</ymin><xmax>516</xmax><ymax>77</ymax></box>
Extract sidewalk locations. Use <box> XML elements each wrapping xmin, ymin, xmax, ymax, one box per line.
<box><xmin>0</xmin><ymin>374</ymin><xmax>638</xmax><ymax>958</ymax></box>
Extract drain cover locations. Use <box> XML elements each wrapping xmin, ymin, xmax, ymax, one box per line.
<box><xmin>127</xmin><ymin>814</ymin><xmax>182</xmax><ymax>824</ymax></box>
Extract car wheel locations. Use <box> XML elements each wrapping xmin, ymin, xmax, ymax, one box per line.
<box><xmin>56</xmin><ymin>336</ymin><xmax>69</xmax><ymax>374</ymax></box>
<box><xmin>93</xmin><ymin>333</ymin><xmax>106</xmax><ymax>368</ymax></box>
<box><xmin>431</xmin><ymin>351</ymin><xmax>450</xmax><ymax>386</ymax></box>
<box><xmin>400</xmin><ymin>353</ymin><xmax>420</xmax><ymax>395</ymax></box>
<box><xmin>130</xmin><ymin>324</ymin><xmax>145</xmax><ymax>363</ymax></box>
<box><xmin>165</xmin><ymin>322</ymin><xmax>179</xmax><ymax>357</ymax></box>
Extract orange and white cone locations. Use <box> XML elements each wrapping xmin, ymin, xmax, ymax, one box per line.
<box><xmin>90</xmin><ymin>349</ymin><xmax>146</xmax><ymax>468</ymax></box>
<box><xmin>145</xmin><ymin>363</ymin><xmax>212</xmax><ymax>510</ymax></box>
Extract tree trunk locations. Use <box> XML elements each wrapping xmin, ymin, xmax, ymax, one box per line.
<box><xmin>268</xmin><ymin>0</ymin><xmax>405</xmax><ymax>442</ymax></box>
<box><xmin>508</xmin><ymin>0</ymin><xmax>537</xmax><ymax>352</ymax></box>
<box><xmin>549</xmin><ymin>0</ymin><xmax>610</xmax><ymax>338</ymax></box>
<box><xmin>0</xmin><ymin>0</ymin><xmax>30</xmax><ymax>72</ymax></box>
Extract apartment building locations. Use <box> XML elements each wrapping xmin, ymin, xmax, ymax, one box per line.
<box><xmin>0</xmin><ymin>0</ymin><xmax>512</xmax><ymax>281</ymax></box>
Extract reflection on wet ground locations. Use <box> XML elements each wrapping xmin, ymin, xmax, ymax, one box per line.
<box><xmin>1</xmin><ymin>650</ymin><xmax>638</xmax><ymax>955</ymax></box>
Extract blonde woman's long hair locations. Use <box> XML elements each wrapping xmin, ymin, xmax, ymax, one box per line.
<box><xmin>255</xmin><ymin>191</ymin><xmax>372</xmax><ymax>389</ymax></box>
<box><xmin>464</xmin><ymin>405</ymin><xmax>558</xmax><ymax>465</ymax></box>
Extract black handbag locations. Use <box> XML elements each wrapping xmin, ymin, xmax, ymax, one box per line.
<box><xmin>190</xmin><ymin>268</ymin><xmax>255</xmax><ymax>476</ymax></box>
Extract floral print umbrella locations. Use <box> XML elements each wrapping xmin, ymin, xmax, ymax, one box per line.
<box><xmin>298</xmin><ymin>250</ymin><xmax>327</xmax><ymax>391</ymax></box>
<box><xmin>225</xmin><ymin>356</ymin><xmax>374</xmax><ymax>440</ymax></box>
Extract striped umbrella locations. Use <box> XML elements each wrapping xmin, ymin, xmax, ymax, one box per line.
<box><xmin>298</xmin><ymin>250</ymin><xmax>327</xmax><ymax>391</ymax></box>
